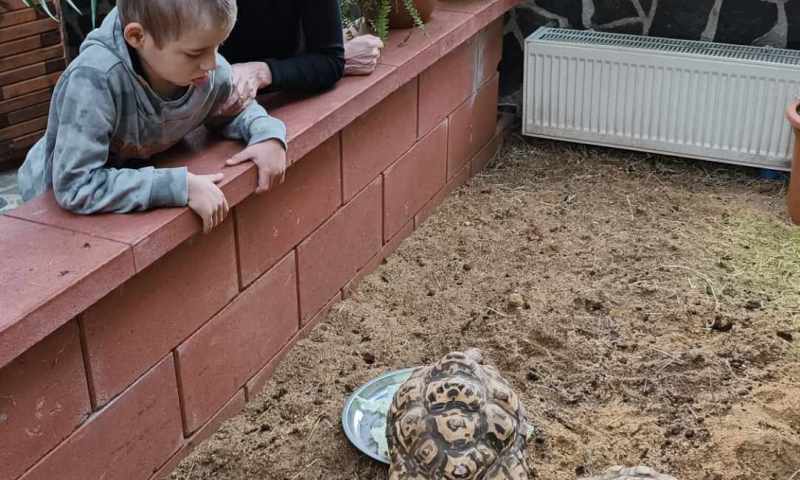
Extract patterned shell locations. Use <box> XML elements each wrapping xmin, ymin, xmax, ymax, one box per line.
<box><xmin>387</xmin><ymin>350</ymin><xmax>532</xmax><ymax>480</ymax></box>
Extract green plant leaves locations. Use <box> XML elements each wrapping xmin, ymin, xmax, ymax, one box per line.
<box><xmin>22</xmin><ymin>0</ymin><xmax>95</xmax><ymax>25</ymax></box>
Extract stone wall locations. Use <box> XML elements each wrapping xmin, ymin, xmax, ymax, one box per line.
<box><xmin>500</xmin><ymin>0</ymin><xmax>800</xmax><ymax>107</ymax></box>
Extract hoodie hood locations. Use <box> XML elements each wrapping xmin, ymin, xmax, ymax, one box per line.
<box><xmin>80</xmin><ymin>8</ymin><xmax>136</xmax><ymax>73</ymax></box>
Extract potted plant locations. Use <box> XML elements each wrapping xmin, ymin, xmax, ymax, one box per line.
<box><xmin>786</xmin><ymin>99</ymin><xmax>800</xmax><ymax>224</ymax></box>
<box><xmin>341</xmin><ymin>0</ymin><xmax>436</xmax><ymax>40</ymax></box>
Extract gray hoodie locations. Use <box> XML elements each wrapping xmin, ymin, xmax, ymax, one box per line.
<box><xmin>18</xmin><ymin>8</ymin><xmax>286</xmax><ymax>214</ymax></box>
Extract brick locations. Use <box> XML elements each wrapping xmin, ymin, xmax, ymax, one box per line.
<box><xmin>81</xmin><ymin>219</ymin><xmax>238</xmax><ymax>407</ymax></box>
<box><xmin>0</xmin><ymin>216</ymin><xmax>134</xmax><ymax>370</ymax></box>
<box><xmin>0</xmin><ymin>7</ymin><xmax>43</xmax><ymax>28</ymax></box>
<box><xmin>383</xmin><ymin>121</ymin><xmax>447</xmax><ymax>240</ymax></box>
<box><xmin>418</xmin><ymin>38</ymin><xmax>475</xmax><ymax>137</ymax></box>
<box><xmin>1</xmin><ymin>71</ymin><xmax>61</xmax><ymax>99</ymax></box>
<box><xmin>470</xmin><ymin>127</ymin><xmax>502</xmax><ymax>175</ymax></box>
<box><xmin>0</xmin><ymin>115</ymin><xmax>46</xmax><ymax>141</ymax></box>
<box><xmin>8</xmin><ymin>131</ymin><xmax>268</xmax><ymax>273</ymax></box>
<box><xmin>297</xmin><ymin>178</ymin><xmax>382</xmax><ymax>321</ymax></box>
<box><xmin>176</xmin><ymin>252</ymin><xmax>298</xmax><ymax>434</ymax></box>
<box><xmin>0</xmin><ymin>87</ymin><xmax>53</xmax><ymax>114</ymax></box>
<box><xmin>0</xmin><ymin>322</ymin><xmax>90</xmax><ymax>480</ymax></box>
<box><xmin>20</xmin><ymin>356</ymin><xmax>183</xmax><ymax>480</ymax></box>
<box><xmin>438</xmin><ymin>0</ymin><xmax>521</xmax><ymax>19</ymax></box>
<box><xmin>341</xmin><ymin>79</ymin><xmax>417</xmax><ymax>201</ymax></box>
<box><xmin>475</xmin><ymin>18</ymin><xmax>504</xmax><ymax>89</ymax></box>
<box><xmin>0</xmin><ymin>1</ymin><xmax>34</xmax><ymax>12</ymax></box>
<box><xmin>447</xmin><ymin>74</ymin><xmax>499</xmax><ymax>179</ymax></box>
<box><xmin>0</xmin><ymin>44</ymin><xmax>62</xmax><ymax>74</ymax></box>
<box><xmin>0</xmin><ymin>18</ymin><xmax>58</xmax><ymax>44</ymax></box>
<box><xmin>343</xmin><ymin>220</ymin><xmax>414</xmax><ymax>299</ymax></box>
<box><xmin>0</xmin><ymin>30</ymin><xmax>59</xmax><ymax>58</ymax></box>
<box><xmin>378</xmin><ymin>9</ymin><xmax>472</xmax><ymax>86</ymax></box>
<box><xmin>245</xmin><ymin>292</ymin><xmax>342</xmax><ymax>399</ymax></box>
<box><xmin>267</xmin><ymin>64</ymin><xmax>405</xmax><ymax>165</ymax></box>
<box><xmin>149</xmin><ymin>389</ymin><xmax>246</xmax><ymax>480</ymax></box>
<box><xmin>415</xmin><ymin>161</ymin><xmax>471</xmax><ymax>229</ymax></box>
<box><xmin>0</xmin><ymin>58</ymin><xmax>64</xmax><ymax>86</ymax></box>
<box><xmin>0</xmin><ymin>100</ymin><xmax>48</xmax><ymax>127</ymax></box>
<box><xmin>235</xmin><ymin>135</ymin><xmax>341</xmax><ymax>287</ymax></box>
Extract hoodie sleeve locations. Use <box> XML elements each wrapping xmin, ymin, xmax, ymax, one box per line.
<box><xmin>205</xmin><ymin>55</ymin><xmax>287</xmax><ymax>150</ymax></box>
<box><xmin>51</xmin><ymin>66</ymin><xmax>188</xmax><ymax>214</ymax></box>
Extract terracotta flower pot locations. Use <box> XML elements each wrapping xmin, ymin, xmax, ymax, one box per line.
<box><xmin>786</xmin><ymin>100</ymin><xmax>800</xmax><ymax>224</ymax></box>
<box><xmin>388</xmin><ymin>0</ymin><xmax>436</xmax><ymax>29</ymax></box>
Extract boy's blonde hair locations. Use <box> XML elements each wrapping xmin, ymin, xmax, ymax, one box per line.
<box><xmin>118</xmin><ymin>0</ymin><xmax>237</xmax><ymax>47</ymax></box>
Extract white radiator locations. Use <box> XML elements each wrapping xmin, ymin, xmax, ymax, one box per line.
<box><xmin>523</xmin><ymin>28</ymin><xmax>800</xmax><ymax>171</ymax></box>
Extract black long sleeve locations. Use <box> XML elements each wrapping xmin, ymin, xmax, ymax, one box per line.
<box><xmin>221</xmin><ymin>0</ymin><xmax>346</xmax><ymax>93</ymax></box>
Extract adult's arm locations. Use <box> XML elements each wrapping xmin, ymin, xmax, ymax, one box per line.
<box><xmin>266</xmin><ymin>0</ymin><xmax>345</xmax><ymax>92</ymax></box>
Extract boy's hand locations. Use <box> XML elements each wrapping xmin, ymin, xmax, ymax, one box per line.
<box><xmin>219</xmin><ymin>62</ymin><xmax>272</xmax><ymax>117</ymax></box>
<box><xmin>188</xmin><ymin>173</ymin><xmax>229</xmax><ymax>234</ymax></box>
<box><xmin>225</xmin><ymin>140</ymin><xmax>287</xmax><ymax>194</ymax></box>
<box><xmin>344</xmin><ymin>35</ymin><xmax>384</xmax><ymax>76</ymax></box>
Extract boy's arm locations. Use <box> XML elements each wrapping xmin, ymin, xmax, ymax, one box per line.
<box><xmin>52</xmin><ymin>67</ymin><xmax>188</xmax><ymax>214</ymax></box>
<box><xmin>205</xmin><ymin>55</ymin><xmax>287</xmax><ymax>149</ymax></box>
<box><xmin>205</xmin><ymin>101</ymin><xmax>287</xmax><ymax>149</ymax></box>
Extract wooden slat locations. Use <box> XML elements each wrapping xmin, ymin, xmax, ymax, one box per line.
<box><xmin>0</xmin><ymin>44</ymin><xmax>62</xmax><ymax>73</ymax></box>
<box><xmin>0</xmin><ymin>57</ymin><xmax>64</xmax><ymax>85</ymax></box>
<box><xmin>0</xmin><ymin>29</ymin><xmax>60</xmax><ymax>57</ymax></box>
<box><xmin>0</xmin><ymin>18</ymin><xmax>59</xmax><ymax>44</ymax></box>
<box><xmin>0</xmin><ymin>1</ymin><xmax>33</xmax><ymax>13</ymax></box>
<box><xmin>0</xmin><ymin>87</ymin><xmax>52</xmax><ymax>114</ymax></box>
<box><xmin>0</xmin><ymin>127</ymin><xmax>44</xmax><ymax>169</ymax></box>
<box><xmin>0</xmin><ymin>114</ymin><xmax>46</xmax><ymax>141</ymax></box>
<box><xmin>0</xmin><ymin>99</ymin><xmax>48</xmax><ymax>127</ymax></box>
<box><xmin>12</xmin><ymin>125</ymin><xmax>43</xmax><ymax>148</ymax></box>
<box><xmin>1</xmin><ymin>70</ymin><xmax>61</xmax><ymax>99</ymax></box>
<box><xmin>0</xmin><ymin>7</ymin><xmax>48</xmax><ymax>28</ymax></box>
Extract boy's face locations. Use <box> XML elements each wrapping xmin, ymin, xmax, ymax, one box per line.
<box><xmin>124</xmin><ymin>22</ymin><xmax>230</xmax><ymax>95</ymax></box>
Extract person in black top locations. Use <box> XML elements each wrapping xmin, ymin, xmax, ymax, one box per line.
<box><xmin>219</xmin><ymin>0</ymin><xmax>383</xmax><ymax>114</ymax></box>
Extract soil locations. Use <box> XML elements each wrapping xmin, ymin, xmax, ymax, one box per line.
<box><xmin>171</xmin><ymin>135</ymin><xmax>800</xmax><ymax>480</ymax></box>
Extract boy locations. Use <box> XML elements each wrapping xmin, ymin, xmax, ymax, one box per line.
<box><xmin>18</xmin><ymin>0</ymin><xmax>286</xmax><ymax>233</ymax></box>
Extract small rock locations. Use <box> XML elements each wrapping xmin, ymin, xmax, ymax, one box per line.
<box><xmin>362</xmin><ymin>352</ymin><xmax>376</xmax><ymax>364</ymax></box>
<box><xmin>665</xmin><ymin>424</ymin><xmax>682</xmax><ymax>437</ymax></box>
<box><xmin>463</xmin><ymin>263</ymin><xmax>473</xmax><ymax>271</ymax></box>
<box><xmin>744</xmin><ymin>299</ymin><xmax>763</xmax><ymax>310</ymax></box>
<box><xmin>708</xmin><ymin>315</ymin><xmax>733</xmax><ymax>332</ymax></box>
<box><xmin>508</xmin><ymin>293</ymin><xmax>525</xmax><ymax>309</ymax></box>
<box><xmin>776</xmin><ymin>331</ymin><xmax>794</xmax><ymax>342</ymax></box>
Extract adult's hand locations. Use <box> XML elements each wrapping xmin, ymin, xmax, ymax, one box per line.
<box><xmin>219</xmin><ymin>62</ymin><xmax>273</xmax><ymax>116</ymax></box>
<box><xmin>344</xmin><ymin>35</ymin><xmax>384</xmax><ymax>76</ymax></box>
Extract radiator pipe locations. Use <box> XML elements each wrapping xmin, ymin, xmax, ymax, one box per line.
<box><xmin>787</xmin><ymin>100</ymin><xmax>800</xmax><ymax>225</ymax></box>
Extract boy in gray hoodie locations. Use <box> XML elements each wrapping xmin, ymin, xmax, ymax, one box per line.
<box><xmin>18</xmin><ymin>0</ymin><xmax>287</xmax><ymax>233</ymax></box>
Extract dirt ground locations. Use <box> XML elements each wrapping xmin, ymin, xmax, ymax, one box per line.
<box><xmin>171</xmin><ymin>134</ymin><xmax>800</xmax><ymax>480</ymax></box>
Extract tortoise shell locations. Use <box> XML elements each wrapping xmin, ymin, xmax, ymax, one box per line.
<box><xmin>387</xmin><ymin>349</ymin><xmax>532</xmax><ymax>479</ymax></box>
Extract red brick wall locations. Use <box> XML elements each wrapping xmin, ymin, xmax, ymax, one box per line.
<box><xmin>0</xmin><ymin>1</ymin><xmax>64</xmax><ymax>168</ymax></box>
<box><xmin>0</xmin><ymin>18</ymin><xmax>505</xmax><ymax>480</ymax></box>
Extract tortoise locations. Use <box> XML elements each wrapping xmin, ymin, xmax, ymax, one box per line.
<box><xmin>386</xmin><ymin>349</ymin><xmax>532</xmax><ymax>479</ymax></box>
<box><xmin>385</xmin><ymin>349</ymin><xmax>678</xmax><ymax>480</ymax></box>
